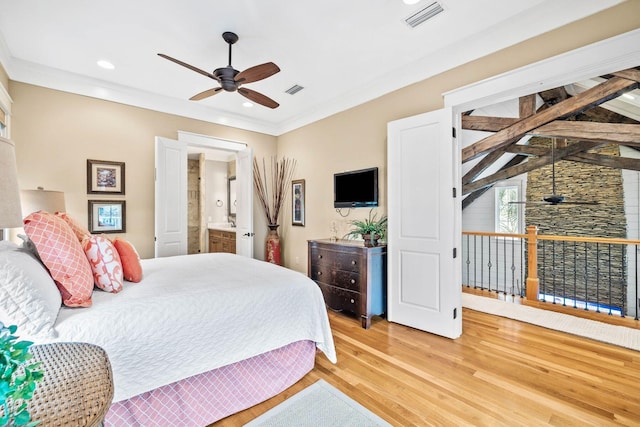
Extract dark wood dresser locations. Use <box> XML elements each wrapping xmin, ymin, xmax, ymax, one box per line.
<box><xmin>308</xmin><ymin>239</ymin><xmax>387</xmax><ymax>329</ymax></box>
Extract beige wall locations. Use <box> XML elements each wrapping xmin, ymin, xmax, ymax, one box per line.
<box><xmin>9</xmin><ymin>82</ymin><xmax>277</xmax><ymax>259</ymax></box>
<box><xmin>277</xmin><ymin>1</ymin><xmax>640</xmax><ymax>274</ymax></box>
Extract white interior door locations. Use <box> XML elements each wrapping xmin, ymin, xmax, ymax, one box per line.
<box><xmin>235</xmin><ymin>147</ymin><xmax>254</xmax><ymax>257</ymax></box>
<box><xmin>387</xmin><ymin>108</ymin><xmax>461</xmax><ymax>339</ymax></box>
<box><xmin>155</xmin><ymin>136</ymin><xmax>187</xmax><ymax>257</ymax></box>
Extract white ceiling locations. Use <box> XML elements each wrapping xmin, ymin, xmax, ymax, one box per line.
<box><xmin>0</xmin><ymin>0</ymin><xmax>624</xmax><ymax>136</ymax></box>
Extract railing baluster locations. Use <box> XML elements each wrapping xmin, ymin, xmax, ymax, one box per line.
<box><xmin>481</xmin><ymin>235</ymin><xmax>485</xmax><ymax>291</ymax></box>
<box><xmin>465</xmin><ymin>234</ymin><xmax>470</xmax><ymax>288</ymax></box>
<box><xmin>511</xmin><ymin>236</ymin><xmax>516</xmax><ymax>296</ymax></box>
<box><xmin>608</xmin><ymin>244</ymin><xmax>612</xmax><ymax>316</ymax></box>
<box><xmin>538</xmin><ymin>240</ymin><xmax>547</xmax><ymax>299</ymax></box>
<box><xmin>584</xmin><ymin>242</ymin><xmax>588</xmax><ymax>311</ymax></box>
<box><xmin>487</xmin><ymin>236</ymin><xmax>492</xmax><ymax>292</ymax></box>
<box><xmin>620</xmin><ymin>245</ymin><xmax>629</xmax><ymax>317</ymax></box>
<box><xmin>473</xmin><ymin>235</ymin><xmax>477</xmax><ymax>289</ymax></box>
<box><xmin>573</xmin><ymin>242</ymin><xmax>578</xmax><ymax>308</ymax></box>
<box><xmin>634</xmin><ymin>245</ymin><xmax>640</xmax><ymax>320</ymax></box>
<box><xmin>596</xmin><ymin>243</ymin><xmax>600</xmax><ymax>314</ymax></box>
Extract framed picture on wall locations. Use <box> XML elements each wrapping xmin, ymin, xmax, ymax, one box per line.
<box><xmin>88</xmin><ymin>200</ymin><xmax>126</xmax><ymax>233</ymax></box>
<box><xmin>87</xmin><ymin>159</ymin><xmax>125</xmax><ymax>194</ymax></box>
<box><xmin>292</xmin><ymin>179</ymin><xmax>305</xmax><ymax>226</ymax></box>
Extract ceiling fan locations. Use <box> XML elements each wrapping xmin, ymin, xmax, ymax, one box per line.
<box><xmin>512</xmin><ymin>138</ymin><xmax>598</xmax><ymax>206</ymax></box>
<box><xmin>158</xmin><ymin>31</ymin><xmax>280</xmax><ymax>109</ymax></box>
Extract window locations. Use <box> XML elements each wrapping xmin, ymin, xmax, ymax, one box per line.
<box><xmin>495</xmin><ymin>186</ymin><xmax>520</xmax><ymax>233</ymax></box>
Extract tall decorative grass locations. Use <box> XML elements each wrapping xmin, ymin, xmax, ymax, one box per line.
<box><xmin>253</xmin><ymin>157</ymin><xmax>297</xmax><ymax>226</ymax></box>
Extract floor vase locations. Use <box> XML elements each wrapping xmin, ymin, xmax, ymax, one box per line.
<box><xmin>266</xmin><ymin>224</ymin><xmax>281</xmax><ymax>265</ymax></box>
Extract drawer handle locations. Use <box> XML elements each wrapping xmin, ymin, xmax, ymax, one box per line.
<box><xmin>318</xmin><ymin>255</ymin><xmax>323</xmax><ymax>259</ymax></box>
<box><xmin>351</xmin><ymin>260</ymin><xmax>356</xmax><ymax>265</ymax></box>
<box><xmin>350</xmin><ymin>299</ymin><xmax>355</xmax><ymax>303</ymax></box>
<box><xmin>317</xmin><ymin>271</ymin><xmax>322</xmax><ymax>276</ymax></box>
<box><xmin>350</xmin><ymin>279</ymin><xmax>356</xmax><ymax>284</ymax></box>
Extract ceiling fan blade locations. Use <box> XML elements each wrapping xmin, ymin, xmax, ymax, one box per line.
<box><xmin>158</xmin><ymin>53</ymin><xmax>219</xmax><ymax>81</ymax></box>
<box><xmin>235</xmin><ymin>62</ymin><xmax>280</xmax><ymax>84</ymax></box>
<box><xmin>559</xmin><ymin>201</ymin><xmax>600</xmax><ymax>205</ymax></box>
<box><xmin>189</xmin><ymin>87</ymin><xmax>223</xmax><ymax>101</ymax></box>
<box><xmin>238</xmin><ymin>88</ymin><xmax>279</xmax><ymax>109</ymax></box>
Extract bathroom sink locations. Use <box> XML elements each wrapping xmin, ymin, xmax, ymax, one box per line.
<box><xmin>208</xmin><ymin>222</ymin><xmax>235</xmax><ymax>229</ymax></box>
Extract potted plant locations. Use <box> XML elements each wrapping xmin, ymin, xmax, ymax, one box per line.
<box><xmin>344</xmin><ymin>209</ymin><xmax>388</xmax><ymax>247</ymax></box>
<box><xmin>0</xmin><ymin>322</ymin><xmax>43</xmax><ymax>427</ymax></box>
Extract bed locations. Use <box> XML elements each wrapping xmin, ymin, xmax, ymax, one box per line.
<box><xmin>0</xmin><ymin>239</ymin><xmax>336</xmax><ymax>426</ymax></box>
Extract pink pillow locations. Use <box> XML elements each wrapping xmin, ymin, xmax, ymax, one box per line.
<box><xmin>83</xmin><ymin>235</ymin><xmax>124</xmax><ymax>293</ymax></box>
<box><xmin>23</xmin><ymin>211</ymin><xmax>94</xmax><ymax>307</ymax></box>
<box><xmin>112</xmin><ymin>238</ymin><xmax>143</xmax><ymax>282</ymax></box>
<box><xmin>56</xmin><ymin>211</ymin><xmax>91</xmax><ymax>242</ymax></box>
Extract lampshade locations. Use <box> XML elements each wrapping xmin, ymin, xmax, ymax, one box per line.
<box><xmin>20</xmin><ymin>188</ymin><xmax>66</xmax><ymax>217</ymax></box>
<box><xmin>0</xmin><ymin>136</ymin><xmax>23</xmax><ymax>228</ymax></box>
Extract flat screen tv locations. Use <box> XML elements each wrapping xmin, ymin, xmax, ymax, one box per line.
<box><xmin>334</xmin><ymin>167</ymin><xmax>378</xmax><ymax>208</ymax></box>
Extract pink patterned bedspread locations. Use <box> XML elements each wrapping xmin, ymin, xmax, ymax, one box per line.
<box><xmin>105</xmin><ymin>340</ymin><xmax>316</xmax><ymax>426</ymax></box>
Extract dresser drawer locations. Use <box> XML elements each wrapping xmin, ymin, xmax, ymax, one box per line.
<box><xmin>309</xmin><ymin>264</ymin><xmax>361</xmax><ymax>292</ymax></box>
<box><xmin>317</xmin><ymin>283</ymin><xmax>360</xmax><ymax>315</ymax></box>
<box><xmin>310</xmin><ymin>247</ymin><xmax>362</xmax><ymax>272</ymax></box>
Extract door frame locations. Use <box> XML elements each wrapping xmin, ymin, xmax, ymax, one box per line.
<box><xmin>177</xmin><ymin>131</ymin><xmax>254</xmax><ymax>257</ymax></box>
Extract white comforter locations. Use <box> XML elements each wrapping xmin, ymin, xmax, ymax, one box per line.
<box><xmin>35</xmin><ymin>253</ymin><xmax>336</xmax><ymax>402</ymax></box>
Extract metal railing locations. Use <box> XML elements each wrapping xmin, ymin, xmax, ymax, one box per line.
<box><xmin>462</xmin><ymin>226</ymin><xmax>640</xmax><ymax>319</ymax></box>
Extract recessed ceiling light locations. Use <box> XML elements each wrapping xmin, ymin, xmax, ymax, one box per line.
<box><xmin>403</xmin><ymin>0</ymin><xmax>421</xmax><ymax>4</ymax></box>
<box><xmin>242</xmin><ymin>101</ymin><xmax>254</xmax><ymax>108</ymax></box>
<box><xmin>97</xmin><ymin>60</ymin><xmax>115</xmax><ymax>70</ymax></box>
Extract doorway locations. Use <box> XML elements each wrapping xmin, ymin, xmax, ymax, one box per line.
<box><xmin>186</xmin><ymin>148</ymin><xmax>236</xmax><ymax>254</ymax></box>
<box><xmin>155</xmin><ymin>131</ymin><xmax>253</xmax><ymax>258</ymax></box>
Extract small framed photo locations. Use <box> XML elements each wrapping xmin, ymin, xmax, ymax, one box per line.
<box><xmin>88</xmin><ymin>200</ymin><xmax>126</xmax><ymax>234</ymax></box>
<box><xmin>87</xmin><ymin>159</ymin><xmax>125</xmax><ymax>195</ymax></box>
<box><xmin>292</xmin><ymin>179</ymin><xmax>305</xmax><ymax>227</ymax></box>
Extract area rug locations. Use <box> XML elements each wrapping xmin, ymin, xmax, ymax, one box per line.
<box><xmin>244</xmin><ymin>379</ymin><xmax>391</xmax><ymax>427</ymax></box>
<box><xmin>462</xmin><ymin>293</ymin><xmax>640</xmax><ymax>351</ymax></box>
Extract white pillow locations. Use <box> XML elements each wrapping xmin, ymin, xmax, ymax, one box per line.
<box><xmin>0</xmin><ymin>240</ymin><xmax>61</xmax><ymax>338</ymax></box>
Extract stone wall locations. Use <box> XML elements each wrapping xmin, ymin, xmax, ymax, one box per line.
<box><xmin>525</xmin><ymin>138</ymin><xmax>627</xmax><ymax>310</ymax></box>
<box><xmin>187</xmin><ymin>159</ymin><xmax>200</xmax><ymax>254</ymax></box>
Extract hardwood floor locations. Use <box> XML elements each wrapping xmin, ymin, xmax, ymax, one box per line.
<box><xmin>212</xmin><ymin>309</ymin><xmax>640</xmax><ymax>426</ymax></box>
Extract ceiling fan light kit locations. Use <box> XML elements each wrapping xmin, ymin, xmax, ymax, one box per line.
<box><xmin>158</xmin><ymin>31</ymin><xmax>280</xmax><ymax>109</ymax></box>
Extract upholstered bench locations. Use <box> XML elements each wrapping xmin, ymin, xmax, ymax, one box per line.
<box><xmin>28</xmin><ymin>342</ymin><xmax>114</xmax><ymax>426</ymax></box>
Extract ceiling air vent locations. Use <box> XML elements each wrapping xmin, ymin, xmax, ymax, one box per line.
<box><xmin>285</xmin><ymin>84</ymin><xmax>304</xmax><ymax>95</ymax></box>
<box><xmin>404</xmin><ymin>1</ymin><xmax>444</xmax><ymax>28</ymax></box>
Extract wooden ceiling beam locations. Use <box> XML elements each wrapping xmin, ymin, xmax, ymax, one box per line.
<box><xmin>531</xmin><ymin>121</ymin><xmax>640</xmax><ymax>145</ymax></box>
<box><xmin>461</xmin><ymin>116</ymin><xmax>519</xmax><ymax>132</ymax></box>
<box><xmin>462</xmin><ymin>148</ymin><xmax>507</xmax><ymax>185</ymax></box>
<box><xmin>461</xmin><ymin>73</ymin><xmax>639</xmax><ymax>162</ymax></box>
<box><xmin>519</xmin><ymin>94</ymin><xmax>537</xmax><ymax>118</ymax></box>
<box><xmin>612</xmin><ymin>68</ymin><xmax>640</xmax><ymax>83</ymax></box>
<box><xmin>463</xmin><ymin>141</ymin><xmax>603</xmax><ymax>194</ymax></box>
<box><xmin>506</xmin><ymin>145</ymin><xmax>547</xmax><ymax>156</ymax></box>
<box><xmin>563</xmin><ymin>151</ymin><xmax>640</xmax><ymax>171</ymax></box>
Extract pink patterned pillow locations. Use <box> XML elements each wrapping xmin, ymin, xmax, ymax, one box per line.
<box><xmin>83</xmin><ymin>235</ymin><xmax>123</xmax><ymax>293</ymax></box>
<box><xmin>56</xmin><ymin>211</ymin><xmax>91</xmax><ymax>242</ymax></box>
<box><xmin>23</xmin><ymin>211</ymin><xmax>94</xmax><ymax>307</ymax></box>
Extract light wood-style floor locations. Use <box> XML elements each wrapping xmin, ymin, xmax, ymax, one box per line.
<box><xmin>212</xmin><ymin>308</ymin><xmax>640</xmax><ymax>426</ymax></box>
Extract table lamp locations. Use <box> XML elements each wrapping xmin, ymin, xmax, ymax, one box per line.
<box><xmin>20</xmin><ymin>187</ymin><xmax>66</xmax><ymax>216</ymax></box>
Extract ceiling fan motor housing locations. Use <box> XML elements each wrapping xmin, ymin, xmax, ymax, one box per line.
<box><xmin>214</xmin><ymin>67</ymin><xmax>240</xmax><ymax>91</ymax></box>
